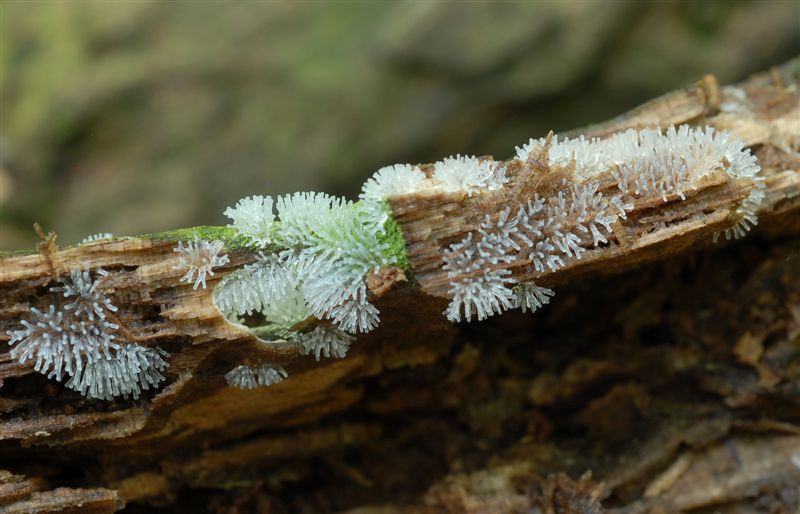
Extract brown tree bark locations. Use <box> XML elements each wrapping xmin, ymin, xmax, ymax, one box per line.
<box><xmin>0</xmin><ymin>60</ymin><xmax>798</xmax><ymax>513</ymax></box>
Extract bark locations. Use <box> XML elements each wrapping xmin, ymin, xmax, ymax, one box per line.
<box><xmin>0</xmin><ymin>60</ymin><xmax>798</xmax><ymax>513</ymax></box>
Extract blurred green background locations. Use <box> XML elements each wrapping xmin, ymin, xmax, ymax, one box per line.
<box><xmin>1</xmin><ymin>0</ymin><xmax>798</xmax><ymax>251</ymax></box>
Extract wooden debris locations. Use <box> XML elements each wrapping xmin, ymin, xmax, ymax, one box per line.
<box><xmin>0</xmin><ymin>60</ymin><xmax>797</xmax><ymax>512</ymax></box>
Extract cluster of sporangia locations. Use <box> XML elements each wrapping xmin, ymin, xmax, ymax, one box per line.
<box><xmin>6</xmin><ymin>125</ymin><xmax>763</xmax><ymax>397</ymax></box>
<box><xmin>6</xmin><ymin>267</ymin><xmax>169</xmax><ymax>400</ymax></box>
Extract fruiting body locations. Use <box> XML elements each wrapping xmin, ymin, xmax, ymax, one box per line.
<box><xmin>81</xmin><ymin>233</ymin><xmax>114</xmax><ymax>244</ymax></box>
<box><xmin>443</xmin><ymin>125</ymin><xmax>763</xmax><ymax>322</ymax></box>
<box><xmin>225</xmin><ymin>365</ymin><xmax>288</xmax><ymax>389</ymax></box>
<box><xmin>224</xmin><ymin>195</ymin><xmax>275</xmax><ymax>247</ymax></box>
<box><xmin>217</xmin><ymin>125</ymin><xmax>763</xmax><ymax>340</ymax></box>
<box><xmin>66</xmin><ymin>345</ymin><xmax>169</xmax><ymax>400</ymax></box>
<box><xmin>432</xmin><ymin>155</ymin><xmax>508</xmax><ymax>195</ymax></box>
<box><xmin>7</xmin><ymin>268</ymin><xmax>170</xmax><ymax>400</ymax></box>
<box><xmin>173</xmin><ymin>239</ymin><xmax>230</xmax><ymax>290</ymax></box>
<box><xmin>295</xmin><ymin>326</ymin><xmax>354</xmax><ymax>361</ymax></box>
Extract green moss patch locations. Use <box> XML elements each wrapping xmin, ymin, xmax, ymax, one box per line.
<box><xmin>0</xmin><ymin>248</ymin><xmax>37</xmax><ymax>257</ymax></box>
<box><xmin>137</xmin><ymin>225</ymin><xmax>260</xmax><ymax>252</ymax></box>
<box><xmin>133</xmin><ymin>204</ymin><xmax>413</xmax><ymax>272</ymax></box>
<box><xmin>379</xmin><ymin>211</ymin><xmax>411</xmax><ymax>273</ymax></box>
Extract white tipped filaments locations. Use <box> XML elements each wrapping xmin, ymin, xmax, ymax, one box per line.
<box><xmin>217</xmin><ymin>156</ymin><xmax>517</xmax><ymax>340</ymax></box>
<box><xmin>214</xmin><ymin>255</ymin><xmax>359</xmax><ymax>360</ymax></box>
<box><xmin>66</xmin><ymin>345</ymin><xmax>169</xmax><ymax>401</ymax></box>
<box><xmin>224</xmin><ymin>195</ymin><xmax>276</xmax><ymax>247</ymax></box>
<box><xmin>275</xmin><ymin>192</ymin><xmax>347</xmax><ymax>248</ymax></box>
<box><xmin>360</xmin><ymin>164</ymin><xmax>426</xmax><ymax>201</ymax></box>
<box><xmin>52</xmin><ymin>268</ymin><xmax>118</xmax><ymax>322</ymax></box>
<box><xmin>18</xmin><ymin>127</ymin><xmax>760</xmax><ymax>398</ymax></box>
<box><xmin>174</xmin><ymin>239</ymin><xmax>230</xmax><ymax>290</ymax></box>
<box><xmin>443</xmin><ymin>180</ymin><xmax>625</xmax><ymax>323</ymax></box>
<box><xmin>9</xmin><ymin>270</ymin><xmax>120</xmax><ymax>381</ymax></box>
<box><xmin>327</xmin><ymin>297</ymin><xmax>380</xmax><ymax>334</ymax></box>
<box><xmin>225</xmin><ymin>365</ymin><xmax>288</xmax><ymax>389</ymax></box>
<box><xmin>359</xmin><ymin>164</ymin><xmax>426</xmax><ymax>228</ymax></box>
<box><xmin>217</xmin><ymin>125</ymin><xmax>761</xmax><ymax>345</ymax></box>
<box><xmin>443</xmin><ymin>233</ymin><xmax>516</xmax><ymax>323</ymax></box>
<box><xmin>280</xmin><ymin>193</ymin><xmax>391</xmax><ymax>331</ymax></box>
<box><xmin>445</xmin><ymin>125</ymin><xmax>762</xmax><ymax>323</ymax></box>
<box><xmin>513</xmin><ymin>283</ymin><xmax>555</xmax><ymax>313</ymax></box>
<box><xmin>432</xmin><ymin>155</ymin><xmax>508</xmax><ymax>196</ymax></box>
<box><xmin>8</xmin><ymin>306</ymin><xmax>111</xmax><ymax>381</ymax></box>
<box><xmin>217</xmin><ymin>190</ymin><xmax>390</xmax><ymax>338</ymax></box>
<box><xmin>516</xmin><ymin>126</ymin><xmax>763</xmax><ymax>239</ymax></box>
<box><xmin>81</xmin><ymin>233</ymin><xmax>114</xmax><ymax>244</ymax></box>
<box><xmin>6</xmin><ymin>268</ymin><xmax>170</xmax><ymax>400</ymax></box>
<box><xmin>613</xmin><ymin>126</ymin><xmax>764</xmax><ymax>239</ymax></box>
<box><xmin>213</xmin><ymin>266</ymin><xmax>267</xmax><ymax>318</ymax></box>
<box><xmin>295</xmin><ymin>326</ymin><xmax>354</xmax><ymax>361</ymax></box>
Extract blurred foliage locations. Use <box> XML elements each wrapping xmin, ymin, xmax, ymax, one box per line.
<box><xmin>1</xmin><ymin>0</ymin><xmax>798</xmax><ymax>250</ymax></box>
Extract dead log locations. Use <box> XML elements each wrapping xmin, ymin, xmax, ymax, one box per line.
<box><xmin>0</xmin><ymin>60</ymin><xmax>798</xmax><ymax>513</ymax></box>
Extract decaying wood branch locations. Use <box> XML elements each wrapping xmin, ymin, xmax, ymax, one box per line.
<box><xmin>0</xmin><ymin>470</ymin><xmax>119</xmax><ymax>514</ymax></box>
<box><xmin>0</xmin><ymin>60</ymin><xmax>798</xmax><ymax>513</ymax></box>
<box><xmin>393</xmin><ymin>64</ymin><xmax>799</xmax><ymax>297</ymax></box>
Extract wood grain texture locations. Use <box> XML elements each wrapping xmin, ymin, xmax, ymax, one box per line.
<box><xmin>0</xmin><ymin>60</ymin><xmax>798</xmax><ymax>513</ymax></box>
<box><xmin>391</xmin><ymin>61</ymin><xmax>799</xmax><ymax>299</ymax></box>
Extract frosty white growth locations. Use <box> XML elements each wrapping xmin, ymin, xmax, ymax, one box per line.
<box><xmin>359</xmin><ymin>164</ymin><xmax>426</xmax><ymax>227</ymax></box>
<box><xmin>443</xmin><ymin>125</ymin><xmax>763</xmax><ymax>323</ymax></box>
<box><xmin>225</xmin><ymin>365</ymin><xmax>288</xmax><ymax>389</ymax></box>
<box><xmin>215</xmin><ymin>253</ymin><xmax>359</xmax><ymax>368</ymax></box>
<box><xmin>66</xmin><ymin>345</ymin><xmax>169</xmax><ymax>401</ymax></box>
<box><xmin>217</xmin><ymin>125</ymin><xmax>761</xmax><ymax>353</ymax></box>
<box><xmin>516</xmin><ymin>126</ymin><xmax>763</xmax><ymax>239</ymax></box>
<box><xmin>295</xmin><ymin>326</ymin><xmax>354</xmax><ymax>361</ymax></box>
<box><xmin>174</xmin><ymin>238</ymin><xmax>230</xmax><ymax>290</ymax></box>
<box><xmin>216</xmin><ymin>190</ymin><xmax>392</xmax><ymax>340</ymax></box>
<box><xmin>7</xmin><ymin>268</ymin><xmax>170</xmax><ymax>399</ymax></box>
<box><xmin>81</xmin><ymin>232</ymin><xmax>114</xmax><ymax>244</ymax></box>
<box><xmin>432</xmin><ymin>155</ymin><xmax>507</xmax><ymax>196</ymax></box>
<box><xmin>224</xmin><ymin>195</ymin><xmax>275</xmax><ymax>247</ymax></box>
<box><xmin>513</xmin><ymin>283</ymin><xmax>555</xmax><ymax>314</ymax></box>
<box><xmin>216</xmin><ymin>155</ymin><xmax>510</xmax><ymax>339</ymax></box>
<box><xmin>8</xmin><ymin>125</ymin><xmax>758</xmax><ymax>401</ymax></box>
